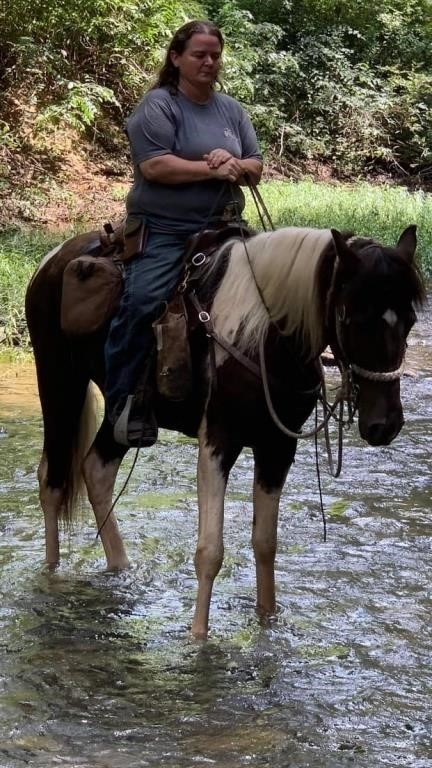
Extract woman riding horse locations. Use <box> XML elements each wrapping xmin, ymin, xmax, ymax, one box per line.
<box><xmin>105</xmin><ymin>19</ymin><xmax>262</xmax><ymax>447</ymax></box>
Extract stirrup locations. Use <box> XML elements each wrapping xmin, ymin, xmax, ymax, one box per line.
<box><xmin>113</xmin><ymin>395</ymin><xmax>158</xmax><ymax>448</ymax></box>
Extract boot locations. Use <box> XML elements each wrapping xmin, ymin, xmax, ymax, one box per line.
<box><xmin>113</xmin><ymin>394</ymin><xmax>158</xmax><ymax>447</ymax></box>
<box><xmin>113</xmin><ymin>356</ymin><xmax>158</xmax><ymax>448</ymax></box>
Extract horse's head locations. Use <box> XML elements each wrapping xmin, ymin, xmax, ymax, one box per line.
<box><xmin>329</xmin><ymin>226</ymin><xmax>425</xmax><ymax>446</ymax></box>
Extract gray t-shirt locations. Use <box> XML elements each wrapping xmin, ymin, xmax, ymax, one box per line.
<box><xmin>125</xmin><ymin>87</ymin><xmax>262</xmax><ymax>232</ymax></box>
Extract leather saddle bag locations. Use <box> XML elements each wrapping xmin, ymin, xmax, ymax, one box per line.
<box><xmin>60</xmin><ymin>218</ymin><xmax>148</xmax><ymax>336</ymax></box>
<box><xmin>152</xmin><ymin>294</ymin><xmax>192</xmax><ymax>401</ymax></box>
<box><xmin>61</xmin><ymin>255</ymin><xmax>124</xmax><ymax>336</ymax></box>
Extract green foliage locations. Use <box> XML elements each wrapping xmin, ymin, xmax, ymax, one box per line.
<box><xmin>204</xmin><ymin>0</ymin><xmax>432</xmax><ymax>175</ymax></box>
<box><xmin>384</xmin><ymin>71</ymin><xmax>432</xmax><ymax>171</ymax></box>
<box><xmin>0</xmin><ymin>0</ymin><xmax>198</xmax><ymax>132</ymax></box>
<box><xmin>1</xmin><ymin>0</ymin><xmax>432</xmax><ymax>177</ymax></box>
<box><xmin>0</xmin><ymin>232</ymin><xmax>51</xmax><ymax>346</ymax></box>
<box><xmin>35</xmin><ymin>81</ymin><xmax>121</xmax><ymax>133</ymax></box>
<box><xmin>209</xmin><ymin>3</ymin><xmax>299</xmax><ymax>154</ymax></box>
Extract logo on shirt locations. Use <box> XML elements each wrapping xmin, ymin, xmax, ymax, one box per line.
<box><xmin>224</xmin><ymin>128</ymin><xmax>234</xmax><ymax>138</ymax></box>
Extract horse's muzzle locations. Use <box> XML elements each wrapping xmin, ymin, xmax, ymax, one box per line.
<box><xmin>361</xmin><ymin>418</ymin><xmax>404</xmax><ymax>446</ymax></box>
<box><xmin>357</xmin><ymin>380</ymin><xmax>404</xmax><ymax>446</ymax></box>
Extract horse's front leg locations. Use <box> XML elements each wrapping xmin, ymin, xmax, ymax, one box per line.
<box><xmin>192</xmin><ymin>419</ymin><xmax>241</xmax><ymax>639</ymax></box>
<box><xmin>82</xmin><ymin>428</ymin><xmax>130</xmax><ymax>570</ymax></box>
<box><xmin>252</xmin><ymin>444</ymin><xmax>293</xmax><ymax>619</ymax></box>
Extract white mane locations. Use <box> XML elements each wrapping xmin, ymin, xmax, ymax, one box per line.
<box><xmin>211</xmin><ymin>227</ymin><xmax>333</xmax><ymax>357</ymax></box>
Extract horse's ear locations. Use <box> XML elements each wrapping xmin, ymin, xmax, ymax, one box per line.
<box><xmin>330</xmin><ymin>229</ymin><xmax>360</xmax><ymax>274</ymax></box>
<box><xmin>397</xmin><ymin>225</ymin><xmax>417</xmax><ymax>263</ymax></box>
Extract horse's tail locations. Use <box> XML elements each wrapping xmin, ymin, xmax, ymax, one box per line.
<box><xmin>64</xmin><ymin>381</ymin><xmax>100</xmax><ymax>523</ymax></box>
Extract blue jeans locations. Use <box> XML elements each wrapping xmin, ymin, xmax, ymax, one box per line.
<box><xmin>104</xmin><ymin>227</ymin><xmax>189</xmax><ymax>419</ymax></box>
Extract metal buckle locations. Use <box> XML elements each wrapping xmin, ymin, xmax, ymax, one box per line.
<box><xmin>192</xmin><ymin>252</ymin><xmax>206</xmax><ymax>266</ymax></box>
<box><xmin>199</xmin><ymin>311</ymin><xmax>210</xmax><ymax>323</ymax></box>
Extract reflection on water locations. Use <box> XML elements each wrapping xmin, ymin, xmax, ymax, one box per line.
<box><xmin>0</xmin><ymin>360</ymin><xmax>40</xmax><ymax>417</ymax></box>
<box><xmin>0</xmin><ymin>303</ymin><xmax>431</xmax><ymax>767</ymax></box>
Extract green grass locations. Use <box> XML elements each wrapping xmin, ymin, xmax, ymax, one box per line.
<box><xmin>1</xmin><ymin>179</ymin><xmax>431</xmax><ymax>348</ymax></box>
<box><xmin>245</xmin><ymin>180</ymin><xmax>432</xmax><ymax>273</ymax></box>
<box><xmin>0</xmin><ymin>230</ymin><xmax>62</xmax><ymax>346</ymax></box>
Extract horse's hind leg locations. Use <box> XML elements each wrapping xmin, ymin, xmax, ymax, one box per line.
<box><xmin>252</xmin><ymin>443</ymin><xmax>293</xmax><ymax>618</ymax></box>
<box><xmin>192</xmin><ymin>419</ymin><xmax>242</xmax><ymax>639</ymax></box>
<box><xmin>34</xmin><ymin>364</ymin><xmax>92</xmax><ymax>568</ymax></box>
<box><xmin>82</xmin><ymin>418</ymin><xmax>130</xmax><ymax>570</ymax></box>
<box><xmin>38</xmin><ymin>452</ymin><xmax>62</xmax><ymax>567</ymax></box>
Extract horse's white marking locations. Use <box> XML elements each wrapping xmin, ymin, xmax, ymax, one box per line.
<box><xmin>383</xmin><ymin>309</ymin><xmax>398</xmax><ymax>327</ymax></box>
<box><xmin>31</xmin><ymin>238</ymin><xmax>100</xmax><ymax>285</ymax></box>
<box><xmin>83</xmin><ymin>446</ymin><xmax>129</xmax><ymax>570</ymax></box>
<box><xmin>192</xmin><ymin>417</ymin><xmax>227</xmax><ymax>637</ymax></box>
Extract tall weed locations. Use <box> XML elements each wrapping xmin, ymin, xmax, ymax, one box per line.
<box><xmin>0</xmin><ymin>231</ymin><xmax>59</xmax><ymax>346</ymax></box>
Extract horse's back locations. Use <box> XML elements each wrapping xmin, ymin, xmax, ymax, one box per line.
<box><xmin>27</xmin><ymin>230</ymin><xmax>101</xmax><ymax>297</ymax></box>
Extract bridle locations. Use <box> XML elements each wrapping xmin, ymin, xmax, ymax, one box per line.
<box><xmin>334</xmin><ymin>304</ymin><xmax>406</xmax><ymax>383</ymax></box>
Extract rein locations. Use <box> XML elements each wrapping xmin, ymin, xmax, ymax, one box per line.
<box><xmin>188</xmin><ymin>250</ymin><xmax>355</xmax><ymax>483</ymax></box>
<box><xmin>259</xmin><ymin>334</ymin><xmax>355</xmax><ymax>479</ymax></box>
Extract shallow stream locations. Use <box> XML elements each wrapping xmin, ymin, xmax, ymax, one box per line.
<box><xmin>0</xmin><ymin>299</ymin><xmax>431</xmax><ymax>767</ymax></box>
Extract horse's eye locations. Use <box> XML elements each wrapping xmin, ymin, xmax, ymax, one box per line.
<box><xmin>352</xmin><ymin>313</ymin><xmax>374</xmax><ymax>328</ymax></box>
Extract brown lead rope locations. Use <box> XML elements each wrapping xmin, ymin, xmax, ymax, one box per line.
<box><xmin>229</xmin><ymin>180</ymin><xmax>352</xmax><ymax>538</ymax></box>
<box><xmin>258</xmin><ymin>334</ymin><xmax>349</xmax><ymax>442</ymax></box>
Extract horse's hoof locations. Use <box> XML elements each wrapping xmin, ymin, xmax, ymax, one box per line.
<box><xmin>105</xmin><ymin>558</ymin><xmax>131</xmax><ymax>571</ymax></box>
<box><xmin>44</xmin><ymin>560</ymin><xmax>60</xmax><ymax>572</ymax></box>
<box><xmin>256</xmin><ymin>605</ymin><xmax>277</xmax><ymax>627</ymax></box>
<box><xmin>191</xmin><ymin>625</ymin><xmax>208</xmax><ymax>641</ymax></box>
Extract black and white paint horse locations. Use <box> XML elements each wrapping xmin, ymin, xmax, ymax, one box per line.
<box><xmin>25</xmin><ymin>224</ymin><xmax>424</xmax><ymax>638</ymax></box>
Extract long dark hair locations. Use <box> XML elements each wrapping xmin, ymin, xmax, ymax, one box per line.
<box><xmin>152</xmin><ymin>20</ymin><xmax>224</xmax><ymax>92</ymax></box>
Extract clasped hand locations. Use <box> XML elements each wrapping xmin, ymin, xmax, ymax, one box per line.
<box><xmin>203</xmin><ymin>149</ymin><xmax>243</xmax><ymax>182</ymax></box>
